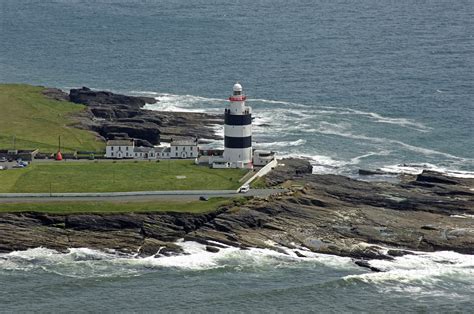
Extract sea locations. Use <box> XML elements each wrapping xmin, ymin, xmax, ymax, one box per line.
<box><xmin>1</xmin><ymin>0</ymin><xmax>473</xmax><ymax>312</ymax></box>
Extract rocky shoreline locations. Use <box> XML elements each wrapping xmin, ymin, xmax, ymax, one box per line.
<box><xmin>1</xmin><ymin>159</ymin><xmax>472</xmax><ymax>270</ymax></box>
<box><xmin>44</xmin><ymin>87</ymin><xmax>222</xmax><ymax>146</ymax></box>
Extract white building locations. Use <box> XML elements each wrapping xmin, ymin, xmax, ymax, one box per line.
<box><xmin>221</xmin><ymin>82</ymin><xmax>253</xmax><ymax>169</ymax></box>
<box><xmin>133</xmin><ymin>146</ymin><xmax>158</xmax><ymax>159</ymax></box>
<box><xmin>170</xmin><ymin>139</ymin><xmax>198</xmax><ymax>159</ymax></box>
<box><xmin>105</xmin><ymin>138</ymin><xmax>199</xmax><ymax>160</ymax></box>
<box><xmin>253</xmin><ymin>150</ymin><xmax>276</xmax><ymax>166</ymax></box>
<box><xmin>105</xmin><ymin>139</ymin><xmax>135</xmax><ymax>159</ymax></box>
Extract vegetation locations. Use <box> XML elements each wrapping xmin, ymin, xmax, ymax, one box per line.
<box><xmin>250</xmin><ymin>176</ymin><xmax>268</xmax><ymax>189</ymax></box>
<box><xmin>0</xmin><ymin>160</ymin><xmax>247</xmax><ymax>193</ymax></box>
<box><xmin>0</xmin><ymin>197</ymin><xmax>234</xmax><ymax>214</ymax></box>
<box><xmin>0</xmin><ymin>84</ymin><xmax>104</xmax><ymax>153</ymax></box>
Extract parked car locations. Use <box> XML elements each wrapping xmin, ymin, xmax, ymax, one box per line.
<box><xmin>239</xmin><ymin>185</ymin><xmax>250</xmax><ymax>193</ymax></box>
<box><xmin>0</xmin><ymin>157</ymin><xmax>6</xmax><ymax>162</ymax></box>
<box><xmin>199</xmin><ymin>196</ymin><xmax>209</xmax><ymax>201</ymax></box>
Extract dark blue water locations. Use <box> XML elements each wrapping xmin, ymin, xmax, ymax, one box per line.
<box><xmin>1</xmin><ymin>1</ymin><xmax>474</xmax><ymax>312</ymax></box>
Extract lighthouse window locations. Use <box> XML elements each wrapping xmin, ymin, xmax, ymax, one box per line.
<box><xmin>234</xmin><ymin>90</ymin><xmax>241</xmax><ymax>96</ymax></box>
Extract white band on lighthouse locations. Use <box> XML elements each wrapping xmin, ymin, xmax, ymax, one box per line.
<box><xmin>223</xmin><ymin>82</ymin><xmax>253</xmax><ymax>168</ymax></box>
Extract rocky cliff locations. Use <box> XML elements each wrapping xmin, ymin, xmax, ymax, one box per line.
<box><xmin>1</xmin><ymin>159</ymin><xmax>472</xmax><ymax>268</ymax></box>
<box><xmin>44</xmin><ymin>87</ymin><xmax>222</xmax><ymax>146</ymax></box>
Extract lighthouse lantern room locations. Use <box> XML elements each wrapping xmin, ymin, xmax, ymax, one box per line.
<box><xmin>223</xmin><ymin>82</ymin><xmax>253</xmax><ymax>169</ymax></box>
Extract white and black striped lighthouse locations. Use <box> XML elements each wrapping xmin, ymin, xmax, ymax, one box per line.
<box><xmin>223</xmin><ymin>82</ymin><xmax>253</xmax><ymax>168</ymax></box>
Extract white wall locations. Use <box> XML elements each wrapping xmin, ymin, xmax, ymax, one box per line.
<box><xmin>106</xmin><ymin>145</ymin><xmax>134</xmax><ymax>159</ymax></box>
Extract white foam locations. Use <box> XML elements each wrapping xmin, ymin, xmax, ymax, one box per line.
<box><xmin>350</xmin><ymin>150</ymin><xmax>392</xmax><ymax>164</ymax></box>
<box><xmin>144</xmin><ymin>93</ymin><xmax>225</xmax><ymax>113</ymax></box>
<box><xmin>343</xmin><ymin>109</ymin><xmax>432</xmax><ymax>132</ymax></box>
<box><xmin>380</xmin><ymin>163</ymin><xmax>474</xmax><ymax>178</ymax></box>
<box><xmin>314</xmin><ymin>124</ymin><xmax>469</xmax><ymax>161</ymax></box>
<box><xmin>0</xmin><ymin>241</ymin><xmax>356</xmax><ymax>277</ymax></box>
<box><xmin>344</xmin><ymin>250</ymin><xmax>474</xmax><ymax>291</ymax></box>
<box><xmin>254</xmin><ymin>139</ymin><xmax>307</xmax><ymax>149</ymax></box>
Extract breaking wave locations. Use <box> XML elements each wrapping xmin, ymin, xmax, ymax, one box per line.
<box><xmin>379</xmin><ymin>163</ymin><xmax>474</xmax><ymax>178</ymax></box>
<box><xmin>0</xmin><ymin>241</ymin><xmax>355</xmax><ymax>278</ymax></box>
<box><xmin>254</xmin><ymin>139</ymin><xmax>307</xmax><ymax>149</ymax></box>
<box><xmin>2</xmin><ymin>242</ymin><xmax>473</xmax><ymax>299</ymax></box>
<box><xmin>343</xmin><ymin>251</ymin><xmax>474</xmax><ymax>297</ymax></box>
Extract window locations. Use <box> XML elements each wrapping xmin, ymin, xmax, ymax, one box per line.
<box><xmin>190</xmin><ymin>152</ymin><xmax>193</xmax><ymax>157</ymax></box>
<box><xmin>176</xmin><ymin>152</ymin><xmax>178</xmax><ymax>157</ymax></box>
<box><xmin>183</xmin><ymin>147</ymin><xmax>185</xmax><ymax>151</ymax></box>
<box><xmin>111</xmin><ymin>152</ymin><xmax>114</xmax><ymax>157</ymax></box>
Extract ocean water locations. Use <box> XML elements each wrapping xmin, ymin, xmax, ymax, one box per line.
<box><xmin>1</xmin><ymin>0</ymin><xmax>474</xmax><ymax>312</ymax></box>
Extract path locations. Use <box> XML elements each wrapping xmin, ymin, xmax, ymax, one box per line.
<box><xmin>0</xmin><ymin>189</ymin><xmax>287</xmax><ymax>203</ymax></box>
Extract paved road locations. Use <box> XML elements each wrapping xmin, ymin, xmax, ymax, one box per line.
<box><xmin>0</xmin><ymin>189</ymin><xmax>287</xmax><ymax>203</ymax></box>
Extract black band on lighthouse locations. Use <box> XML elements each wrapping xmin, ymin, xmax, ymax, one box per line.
<box><xmin>224</xmin><ymin>112</ymin><xmax>252</xmax><ymax>125</ymax></box>
<box><xmin>224</xmin><ymin>136</ymin><xmax>252</xmax><ymax>148</ymax></box>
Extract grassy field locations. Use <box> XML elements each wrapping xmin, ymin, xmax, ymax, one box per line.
<box><xmin>0</xmin><ymin>198</ymin><xmax>236</xmax><ymax>214</ymax></box>
<box><xmin>0</xmin><ymin>160</ymin><xmax>247</xmax><ymax>193</ymax></box>
<box><xmin>0</xmin><ymin>84</ymin><xmax>104</xmax><ymax>153</ymax></box>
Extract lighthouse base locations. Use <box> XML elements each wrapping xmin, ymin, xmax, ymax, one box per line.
<box><xmin>210</xmin><ymin>157</ymin><xmax>253</xmax><ymax>169</ymax></box>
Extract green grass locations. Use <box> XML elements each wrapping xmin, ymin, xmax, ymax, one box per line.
<box><xmin>0</xmin><ymin>160</ymin><xmax>247</xmax><ymax>193</ymax></box>
<box><xmin>0</xmin><ymin>84</ymin><xmax>104</xmax><ymax>153</ymax></box>
<box><xmin>0</xmin><ymin>198</ymin><xmax>234</xmax><ymax>214</ymax></box>
<box><xmin>250</xmin><ymin>176</ymin><xmax>268</xmax><ymax>189</ymax></box>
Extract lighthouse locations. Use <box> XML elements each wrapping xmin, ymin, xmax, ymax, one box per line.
<box><xmin>223</xmin><ymin>82</ymin><xmax>253</xmax><ymax>168</ymax></box>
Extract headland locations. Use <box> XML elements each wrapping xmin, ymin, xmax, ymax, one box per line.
<box><xmin>0</xmin><ymin>84</ymin><xmax>473</xmax><ymax>271</ymax></box>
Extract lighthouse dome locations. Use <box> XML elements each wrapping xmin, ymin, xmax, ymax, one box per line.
<box><xmin>233</xmin><ymin>82</ymin><xmax>243</xmax><ymax>92</ymax></box>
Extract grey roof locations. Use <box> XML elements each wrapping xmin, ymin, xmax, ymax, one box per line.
<box><xmin>106</xmin><ymin>139</ymin><xmax>134</xmax><ymax>146</ymax></box>
<box><xmin>171</xmin><ymin>139</ymin><xmax>197</xmax><ymax>146</ymax></box>
<box><xmin>134</xmin><ymin>146</ymin><xmax>152</xmax><ymax>153</ymax></box>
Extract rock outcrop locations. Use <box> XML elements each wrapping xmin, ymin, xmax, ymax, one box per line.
<box><xmin>69</xmin><ymin>87</ymin><xmax>156</xmax><ymax>108</ymax></box>
<box><xmin>1</xmin><ymin>159</ymin><xmax>473</xmax><ymax>263</ymax></box>
<box><xmin>45</xmin><ymin>87</ymin><xmax>223</xmax><ymax>145</ymax></box>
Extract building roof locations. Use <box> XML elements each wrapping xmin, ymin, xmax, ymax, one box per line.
<box><xmin>106</xmin><ymin>139</ymin><xmax>134</xmax><ymax>146</ymax></box>
<box><xmin>171</xmin><ymin>139</ymin><xmax>197</xmax><ymax>146</ymax></box>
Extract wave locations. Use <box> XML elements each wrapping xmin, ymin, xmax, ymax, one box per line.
<box><xmin>343</xmin><ymin>250</ymin><xmax>474</xmax><ymax>294</ymax></box>
<box><xmin>379</xmin><ymin>163</ymin><xmax>474</xmax><ymax>178</ymax></box>
<box><xmin>340</xmin><ymin>109</ymin><xmax>432</xmax><ymax>132</ymax></box>
<box><xmin>144</xmin><ymin>93</ymin><xmax>225</xmax><ymax>113</ymax></box>
<box><xmin>0</xmin><ymin>241</ymin><xmax>355</xmax><ymax>278</ymax></box>
<box><xmin>314</xmin><ymin>123</ymin><xmax>469</xmax><ymax>161</ymax></box>
<box><xmin>254</xmin><ymin>139</ymin><xmax>307</xmax><ymax>148</ymax></box>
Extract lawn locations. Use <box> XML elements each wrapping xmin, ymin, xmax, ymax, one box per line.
<box><xmin>0</xmin><ymin>84</ymin><xmax>104</xmax><ymax>153</ymax></box>
<box><xmin>0</xmin><ymin>160</ymin><xmax>247</xmax><ymax>193</ymax></box>
<box><xmin>0</xmin><ymin>198</ymin><xmax>236</xmax><ymax>214</ymax></box>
